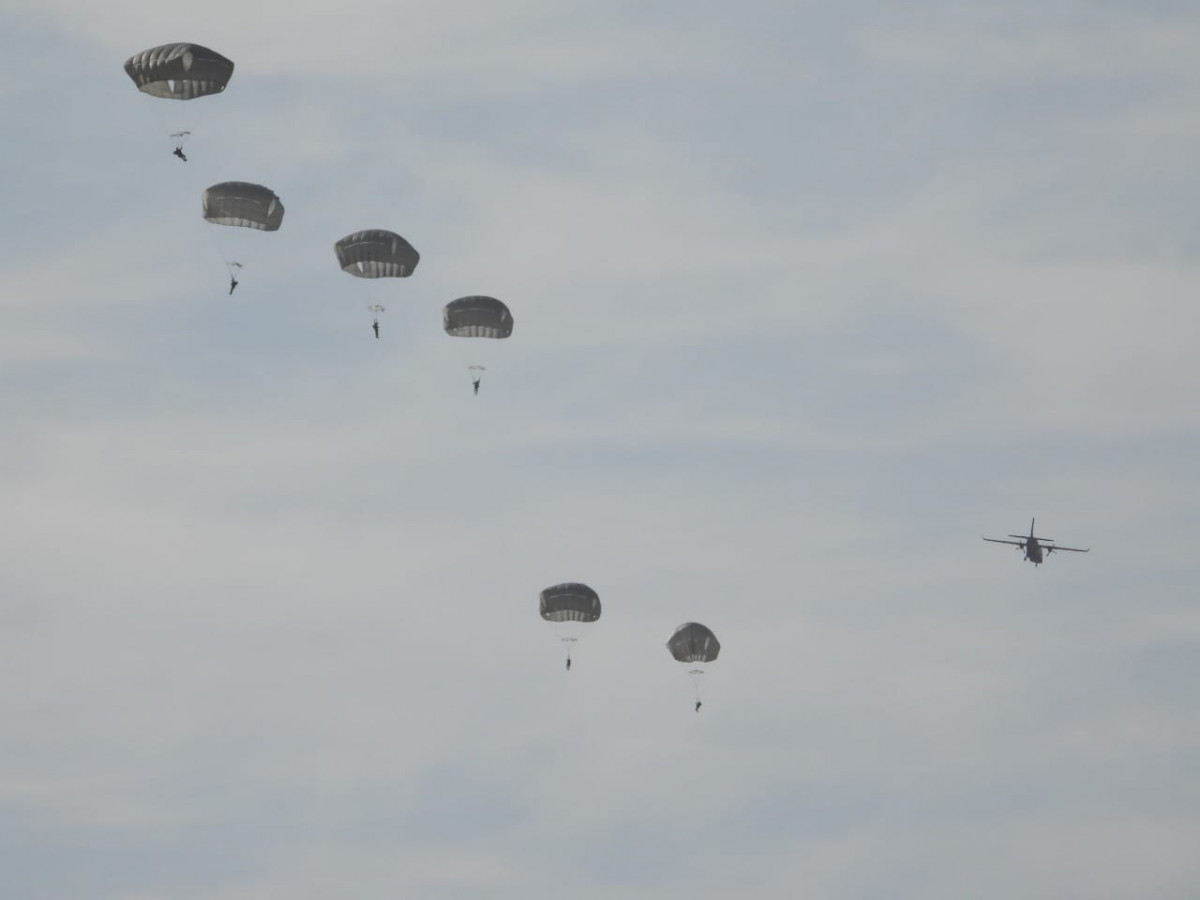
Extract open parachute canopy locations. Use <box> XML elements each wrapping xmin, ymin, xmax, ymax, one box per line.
<box><xmin>541</xmin><ymin>582</ymin><xmax>600</xmax><ymax>671</ymax></box>
<box><xmin>202</xmin><ymin>182</ymin><xmax>284</xmax><ymax>231</ymax></box>
<box><xmin>443</xmin><ymin>296</ymin><xmax>514</xmax><ymax>339</ymax></box>
<box><xmin>667</xmin><ymin>622</ymin><xmax>720</xmax><ymax>664</ymax></box>
<box><xmin>123</xmin><ymin>43</ymin><xmax>234</xmax><ymax>100</ymax></box>
<box><xmin>540</xmin><ymin>583</ymin><xmax>601</xmax><ymax>623</ymax></box>
<box><xmin>334</xmin><ymin>230</ymin><xmax>419</xmax><ymax>278</ymax></box>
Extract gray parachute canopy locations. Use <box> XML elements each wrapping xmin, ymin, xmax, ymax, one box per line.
<box><xmin>443</xmin><ymin>296</ymin><xmax>514</xmax><ymax>339</ymax></box>
<box><xmin>202</xmin><ymin>182</ymin><xmax>285</xmax><ymax>231</ymax></box>
<box><xmin>667</xmin><ymin>622</ymin><xmax>720</xmax><ymax>664</ymax></box>
<box><xmin>124</xmin><ymin>43</ymin><xmax>234</xmax><ymax>100</ymax></box>
<box><xmin>335</xmin><ymin>230</ymin><xmax>419</xmax><ymax>278</ymax></box>
<box><xmin>540</xmin><ymin>583</ymin><xmax>601</xmax><ymax>623</ymax></box>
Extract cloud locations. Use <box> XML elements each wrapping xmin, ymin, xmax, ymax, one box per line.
<box><xmin>2</xmin><ymin>2</ymin><xmax>1200</xmax><ymax>898</ymax></box>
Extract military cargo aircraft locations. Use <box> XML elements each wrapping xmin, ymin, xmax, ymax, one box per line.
<box><xmin>983</xmin><ymin>518</ymin><xmax>1089</xmax><ymax>566</ymax></box>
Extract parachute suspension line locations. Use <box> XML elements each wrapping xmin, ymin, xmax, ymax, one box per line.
<box><xmin>689</xmin><ymin>669</ymin><xmax>704</xmax><ymax>711</ymax></box>
<box><xmin>201</xmin><ymin>224</ymin><xmax>246</xmax><ymax>296</ymax></box>
<box><xmin>203</xmin><ymin>224</ymin><xmax>241</xmax><ymax>292</ymax></box>
<box><xmin>135</xmin><ymin>99</ymin><xmax>183</xmax><ymax>160</ymax></box>
<box><xmin>138</xmin><ymin>97</ymin><xmax>207</xmax><ymax>161</ymax></box>
<box><xmin>160</xmin><ymin>94</ymin><xmax>217</xmax><ymax>157</ymax></box>
<box><xmin>562</xmin><ymin>636</ymin><xmax>577</xmax><ymax>672</ymax></box>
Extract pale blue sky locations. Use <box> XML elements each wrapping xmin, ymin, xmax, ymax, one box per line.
<box><xmin>1</xmin><ymin>2</ymin><xmax>1199</xmax><ymax>898</ymax></box>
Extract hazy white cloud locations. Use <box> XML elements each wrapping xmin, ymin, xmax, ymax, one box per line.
<box><xmin>2</xmin><ymin>2</ymin><xmax>1199</xmax><ymax>898</ymax></box>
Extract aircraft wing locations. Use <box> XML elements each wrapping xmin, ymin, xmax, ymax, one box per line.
<box><xmin>1048</xmin><ymin>544</ymin><xmax>1089</xmax><ymax>553</ymax></box>
<box><xmin>983</xmin><ymin>537</ymin><xmax>1025</xmax><ymax>547</ymax></box>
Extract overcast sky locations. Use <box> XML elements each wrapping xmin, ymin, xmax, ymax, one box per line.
<box><xmin>2</xmin><ymin>2</ymin><xmax>1199</xmax><ymax>898</ymax></box>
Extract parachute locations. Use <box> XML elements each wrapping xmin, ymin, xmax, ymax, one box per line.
<box><xmin>667</xmin><ymin>622</ymin><xmax>720</xmax><ymax>711</ymax></box>
<box><xmin>540</xmin><ymin>582</ymin><xmax>601</xmax><ymax>671</ymax></box>
<box><xmin>124</xmin><ymin>43</ymin><xmax>234</xmax><ymax>100</ymax></box>
<box><xmin>202</xmin><ymin>182</ymin><xmax>285</xmax><ymax>230</ymax></box>
<box><xmin>443</xmin><ymin>296</ymin><xmax>514</xmax><ymax>339</ymax></box>
<box><xmin>334</xmin><ymin>230</ymin><xmax>420</xmax><ymax>278</ymax></box>
<box><xmin>201</xmin><ymin>182</ymin><xmax>284</xmax><ymax>290</ymax></box>
<box><xmin>443</xmin><ymin>296</ymin><xmax>513</xmax><ymax>392</ymax></box>
<box><xmin>123</xmin><ymin>44</ymin><xmax>234</xmax><ymax>158</ymax></box>
<box><xmin>335</xmin><ymin>231</ymin><xmax>419</xmax><ymax>333</ymax></box>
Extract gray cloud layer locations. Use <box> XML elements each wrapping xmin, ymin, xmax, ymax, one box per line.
<box><xmin>1</xmin><ymin>2</ymin><xmax>1198</xmax><ymax>898</ymax></box>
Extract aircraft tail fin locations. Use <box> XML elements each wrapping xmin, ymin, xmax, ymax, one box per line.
<box><xmin>1009</xmin><ymin>518</ymin><xmax>1052</xmax><ymax>541</ymax></box>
